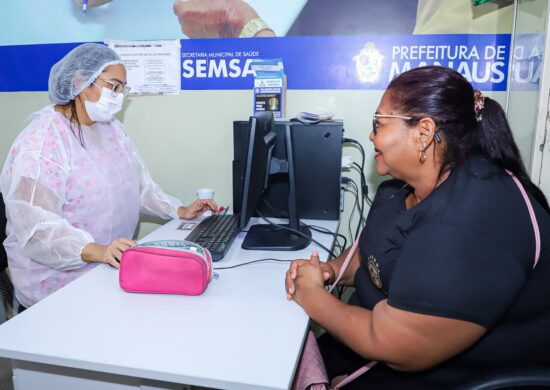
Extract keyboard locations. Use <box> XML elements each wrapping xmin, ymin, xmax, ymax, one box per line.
<box><xmin>185</xmin><ymin>215</ymin><xmax>240</xmax><ymax>261</ymax></box>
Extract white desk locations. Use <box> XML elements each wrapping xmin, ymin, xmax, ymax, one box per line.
<box><xmin>0</xmin><ymin>218</ymin><xmax>338</xmax><ymax>390</ymax></box>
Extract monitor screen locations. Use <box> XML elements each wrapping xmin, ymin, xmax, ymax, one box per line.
<box><xmin>239</xmin><ymin>112</ymin><xmax>276</xmax><ymax>231</ymax></box>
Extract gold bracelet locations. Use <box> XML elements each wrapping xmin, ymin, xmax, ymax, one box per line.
<box><xmin>239</xmin><ymin>18</ymin><xmax>273</xmax><ymax>38</ymax></box>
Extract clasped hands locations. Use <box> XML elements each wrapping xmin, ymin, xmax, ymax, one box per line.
<box><xmin>285</xmin><ymin>250</ymin><xmax>336</xmax><ymax>306</ymax></box>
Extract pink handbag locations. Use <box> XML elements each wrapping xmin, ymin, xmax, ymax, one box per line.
<box><xmin>119</xmin><ymin>240</ymin><xmax>213</xmax><ymax>295</ymax></box>
<box><xmin>292</xmin><ymin>330</ymin><xmax>330</xmax><ymax>390</ymax></box>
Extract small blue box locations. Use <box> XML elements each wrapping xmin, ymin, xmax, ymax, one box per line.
<box><xmin>252</xmin><ymin>59</ymin><xmax>286</xmax><ymax>119</ymax></box>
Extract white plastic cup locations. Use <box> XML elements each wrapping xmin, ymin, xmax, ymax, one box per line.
<box><xmin>196</xmin><ymin>188</ymin><xmax>214</xmax><ymax>200</ymax></box>
<box><xmin>196</xmin><ymin>188</ymin><xmax>214</xmax><ymax>217</ymax></box>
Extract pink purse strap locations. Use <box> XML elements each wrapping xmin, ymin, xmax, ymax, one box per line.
<box><xmin>326</xmin><ymin>236</ymin><xmax>379</xmax><ymax>389</ymax></box>
<box><xmin>506</xmin><ymin>170</ymin><xmax>541</xmax><ymax>268</ymax></box>
<box><xmin>328</xmin><ymin>237</ymin><xmax>360</xmax><ymax>294</ymax></box>
<box><xmin>328</xmin><ymin>171</ymin><xmax>541</xmax><ymax>389</ymax></box>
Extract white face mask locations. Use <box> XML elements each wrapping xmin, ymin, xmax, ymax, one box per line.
<box><xmin>83</xmin><ymin>86</ymin><xmax>124</xmax><ymax>122</ymax></box>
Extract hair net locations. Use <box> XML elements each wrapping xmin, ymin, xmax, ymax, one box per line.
<box><xmin>48</xmin><ymin>43</ymin><xmax>123</xmax><ymax>105</ymax></box>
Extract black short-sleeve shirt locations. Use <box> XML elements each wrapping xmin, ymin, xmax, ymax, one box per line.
<box><xmin>352</xmin><ymin>155</ymin><xmax>550</xmax><ymax>387</ymax></box>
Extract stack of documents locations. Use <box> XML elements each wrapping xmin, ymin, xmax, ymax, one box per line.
<box><xmin>294</xmin><ymin>111</ymin><xmax>335</xmax><ymax>124</ymax></box>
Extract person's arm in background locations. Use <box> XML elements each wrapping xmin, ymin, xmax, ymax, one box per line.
<box><xmin>173</xmin><ymin>0</ymin><xmax>275</xmax><ymax>38</ymax></box>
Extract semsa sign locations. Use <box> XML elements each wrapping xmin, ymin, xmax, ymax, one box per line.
<box><xmin>181</xmin><ymin>50</ymin><xmax>260</xmax><ymax>78</ymax></box>
<box><xmin>182</xmin><ymin>58</ymin><xmax>256</xmax><ymax>79</ymax></box>
<box><xmin>3</xmin><ymin>33</ymin><xmax>543</xmax><ymax>92</ymax></box>
<box><xmin>179</xmin><ymin>34</ymin><xmax>515</xmax><ymax>91</ymax></box>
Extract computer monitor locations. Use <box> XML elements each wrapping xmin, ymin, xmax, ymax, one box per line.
<box><xmin>240</xmin><ymin>112</ymin><xmax>312</xmax><ymax>251</ymax></box>
<box><xmin>233</xmin><ymin>120</ymin><xmax>343</xmax><ymax>220</ymax></box>
<box><xmin>239</xmin><ymin>112</ymin><xmax>276</xmax><ymax>230</ymax></box>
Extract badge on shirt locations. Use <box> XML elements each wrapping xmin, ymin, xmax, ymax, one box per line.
<box><xmin>367</xmin><ymin>255</ymin><xmax>382</xmax><ymax>289</ymax></box>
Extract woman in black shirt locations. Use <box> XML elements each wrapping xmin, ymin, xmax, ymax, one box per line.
<box><xmin>285</xmin><ymin>66</ymin><xmax>550</xmax><ymax>388</ymax></box>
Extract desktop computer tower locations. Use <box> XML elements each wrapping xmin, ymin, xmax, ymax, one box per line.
<box><xmin>233</xmin><ymin>120</ymin><xmax>343</xmax><ymax>220</ymax></box>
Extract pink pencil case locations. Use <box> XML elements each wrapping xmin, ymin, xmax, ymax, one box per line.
<box><xmin>119</xmin><ymin>240</ymin><xmax>213</xmax><ymax>295</ymax></box>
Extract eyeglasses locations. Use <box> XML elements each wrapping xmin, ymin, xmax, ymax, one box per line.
<box><xmin>372</xmin><ymin>113</ymin><xmax>416</xmax><ymax>134</ymax></box>
<box><xmin>95</xmin><ymin>77</ymin><xmax>131</xmax><ymax>98</ymax></box>
<box><xmin>372</xmin><ymin>113</ymin><xmax>442</xmax><ymax>142</ymax></box>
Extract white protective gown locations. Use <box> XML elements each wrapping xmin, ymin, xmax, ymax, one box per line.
<box><xmin>0</xmin><ymin>106</ymin><xmax>182</xmax><ymax>307</ymax></box>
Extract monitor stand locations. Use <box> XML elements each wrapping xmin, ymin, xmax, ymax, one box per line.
<box><xmin>241</xmin><ymin>224</ymin><xmax>311</xmax><ymax>251</ymax></box>
<box><xmin>242</xmin><ymin>124</ymin><xmax>313</xmax><ymax>251</ymax></box>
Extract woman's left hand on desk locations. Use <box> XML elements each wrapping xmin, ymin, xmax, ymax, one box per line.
<box><xmin>178</xmin><ymin>199</ymin><xmax>218</xmax><ymax>219</ymax></box>
<box><xmin>81</xmin><ymin>238</ymin><xmax>136</xmax><ymax>269</ymax></box>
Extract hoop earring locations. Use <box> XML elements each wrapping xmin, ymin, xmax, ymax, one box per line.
<box><xmin>419</xmin><ymin>150</ymin><xmax>427</xmax><ymax>164</ymax></box>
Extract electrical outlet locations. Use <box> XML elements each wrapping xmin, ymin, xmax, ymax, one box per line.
<box><xmin>341</xmin><ymin>155</ymin><xmax>353</xmax><ymax>169</ymax></box>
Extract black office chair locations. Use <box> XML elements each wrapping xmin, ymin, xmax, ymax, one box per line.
<box><xmin>0</xmin><ymin>193</ymin><xmax>14</xmax><ymax>323</ymax></box>
<box><xmin>458</xmin><ymin>367</ymin><xmax>550</xmax><ymax>389</ymax></box>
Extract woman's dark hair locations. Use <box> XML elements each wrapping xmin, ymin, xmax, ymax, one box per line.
<box><xmin>387</xmin><ymin>65</ymin><xmax>549</xmax><ymax>213</ymax></box>
<box><xmin>66</xmin><ymin>100</ymin><xmax>85</xmax><ymax>147</ymax></box>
